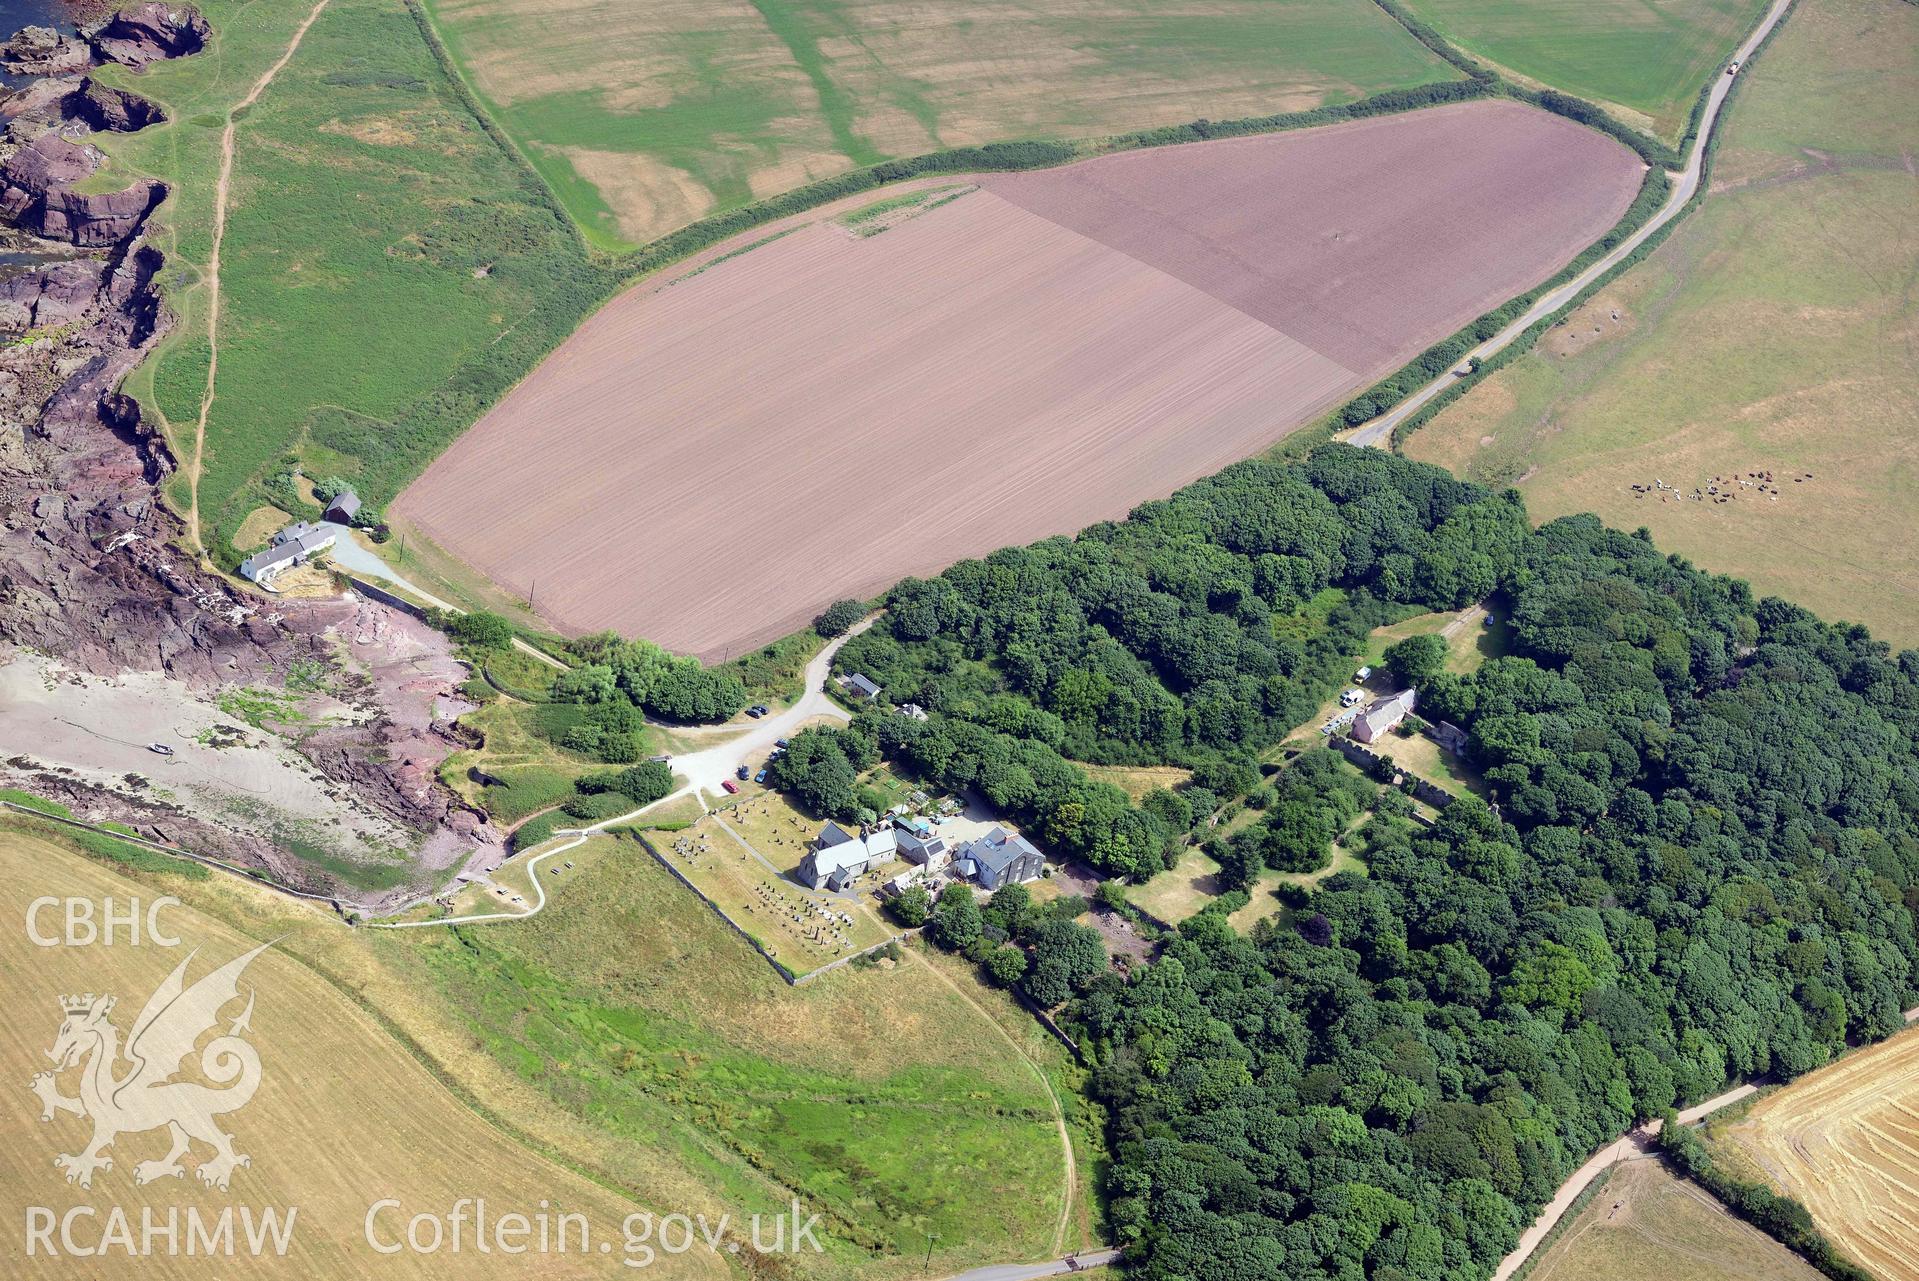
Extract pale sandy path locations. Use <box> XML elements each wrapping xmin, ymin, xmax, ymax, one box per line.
<box><xmin>184</xmin><ymin>0</ymin><xmax>333</xmax><ymax>558</ymax></box>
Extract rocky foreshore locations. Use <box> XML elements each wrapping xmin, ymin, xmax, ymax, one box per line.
<box><xmin>0</xmin><ymin>4</ymin><xmax>503</xmax><ymax>906</ymax></box>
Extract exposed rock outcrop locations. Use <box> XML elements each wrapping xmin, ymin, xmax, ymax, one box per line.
<box><xmin>0</xmin><ymin>25</ymin><xmax>91</xmax><ymax>76</ymax></box>
<box><xmin>0</xmin><ymin>257</ymin><xmax>106</xmax><ymax>328</ymax></box>
<box><xmin>0</xmin><ymin>129</ymin><xmax>165</xmax><ymax>246</ymax></box>
<box><xmin>0</xmin><ymin>5</ymin><xmax>504</xmax><ymax>904</ymax></box>
<box><xmin>65</xmin><ymin>77</ymin><xmax>166</xmax><ymax>131</ymax></box>
<box><xmin>88</xmin><ymin>3</ymin><xmax>209</xmax><ymax>68</ymax></box>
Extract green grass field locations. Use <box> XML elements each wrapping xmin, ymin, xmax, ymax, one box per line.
<box><xmin>1398</xmin><ymin>0</ymin><xmax>1770</xmax><ymax>139</ymax></box>
<box><xmin>1408</xmin><ymin>0</ymin><xmax>1919</xmax><ymax>644</ymax></box>
<box><xmin>421</xmin><ymin>0</ymin><xmax>1457</xmax><ymax>249</ymax></box>
<box><xmin>84</xmin><ymin>0</ymin><xmax>615</xmax><ymax>566</ymax></box>
<box><xmin>412</xmin><ymin>833</ymin><xmax>1075</xmax><ymax>1274</ymax></box>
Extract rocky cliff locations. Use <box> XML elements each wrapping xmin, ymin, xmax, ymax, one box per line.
<box><xmin>0</xmin><ymin>5</ymin><xmax>503</xmax><ymax>905</ymax></box>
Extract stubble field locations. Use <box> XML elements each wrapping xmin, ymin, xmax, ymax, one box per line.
<box><xmin>397</xmin><ymin>100</ymin><xmax>1643</xmax><ymax>660</ymax></box>
<box><xmin>1405</xmin><ymin>0</ymin><xmax>1919</xmax><ymax>642</ymax></box>
<box><xmin>0</xmin><ymin>827</ymin><xmax>718</xmax><ymax>1280</ymax></box>
<box><xmin>421</xmin><ymin>0</ymin><xmax>1457</xmax><ymax>248</ymax></box>
<box><xmin>1716</xmin><ymin>1023</ymin><xmax>1919</xmax><ymax>1281</ymax></box>
<box><xmin>1525</xmin><ymin>1158</ymin><xmax>1823</xmax><ymax>1281</ymax></box>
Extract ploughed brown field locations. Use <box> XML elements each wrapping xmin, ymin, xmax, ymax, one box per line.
<box><xmin>396</xmin><ymin>100</ymin><xmax>1642</xmax><ymax>659</ymax></box>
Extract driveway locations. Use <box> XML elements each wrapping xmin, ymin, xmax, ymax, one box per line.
<box><xmin>1346</xmin><ymin>0</ymin><xmax>1794</xmax><ymax>448</ymax></box>
<box><xmin>669</xmin><ymin>615</ymin><xmax>878</xmax><ymax>798</ymax></box>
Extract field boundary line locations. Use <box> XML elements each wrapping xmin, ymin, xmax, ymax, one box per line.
<box><xmin>370</xmin><ymin>786</ymin><xmax>693</xmax><ymax>930</ymax></box>
<box><xmin>182</xmin><ymin>0</ymin><xmax>333</xmax><ymax>560</ymax></box>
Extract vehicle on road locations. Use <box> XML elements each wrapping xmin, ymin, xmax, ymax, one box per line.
<box><xmin>147</xmin><ymin>742</ymin><xmax>175</xmax><ymax>756</ymax></box>
<box><xmin>1727</xmin><ymin>60</ymin><xmax>1740</xmax><ymax>74</ymax></box>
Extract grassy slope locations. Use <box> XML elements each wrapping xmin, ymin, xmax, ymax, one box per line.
<box><xmin>87</xmin><ymin>0</ymin><xmax>613</xmax><ymax>566</ymax></box>
<box><xmin>1397</xmin><ymin>0</ymin><xmax>1771</xmax><ymax>138</ymax></box>
<box><xmin>1407</xmin><ymin>0</ymin><xmax>1919</xmax><ymax>643</ymax></box>
<box><xmin>406</xmin><ymin>833</ymin><xmax>1077</xmax><ymax>1276</ymax></box>
<box><xmin>422</xmin><ymin>0</ymin><xmax>1456</xmax><ymax>249</ymax></box>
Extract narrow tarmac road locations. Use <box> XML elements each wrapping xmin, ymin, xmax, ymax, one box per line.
<box><xmin>1346</xmin><ymin>0</ymin><xmax>1794</xmax><ymax>448</ymax></box>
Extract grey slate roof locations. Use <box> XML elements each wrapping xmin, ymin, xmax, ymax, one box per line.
<box><xmin>965</xmin><ymin>827</ymin><xmax>1041</xmax><ymax>878</ymax></box>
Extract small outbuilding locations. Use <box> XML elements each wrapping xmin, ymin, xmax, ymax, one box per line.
<box><xmin>323</xmin><ymin>488</ymin><xmax>362</xmax><ymax>524</ymax></box>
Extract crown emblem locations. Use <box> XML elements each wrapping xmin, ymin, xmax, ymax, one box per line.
<box><xmin>60</xmin><ymin>994</ymin><xmax>110</xmax><ymax>1015</ymax></box>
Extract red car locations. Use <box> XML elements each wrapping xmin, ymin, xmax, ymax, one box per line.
<box><xmin>720</xmin><ymin>779</ymin><xmax>740</xmax><ymax>794</ymax></box>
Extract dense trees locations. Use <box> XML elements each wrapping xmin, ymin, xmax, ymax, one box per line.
<box><xmin>804</xmin><ymin>448</ymin><xmax>1529</xmax><ymax>878</ymax></box>
<box><xmin>1066</xmin><ymin>498</ymin><xmax>1919</xmax><ymax>1280</ymax></box>
<box><xmin>550</xmin><ymin>631</ymin><xmax>747</xmax><ymax>726</ymax></box>
<box><xmin>434</xmin><ymin>609</ymin><xmax>514</xmax><ymax>649</ymax></box>
<box><xmin>1384</xmin><ymin>632</ymin><xmax>1448</xmax><ymax>686</ymax></box>
<box><xmin>813</xmin><ymin>599</ymin><xmax>866</xmax><ymax>636</ymax></box>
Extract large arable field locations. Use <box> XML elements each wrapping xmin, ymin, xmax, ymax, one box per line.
<box><xmin>420</xmin><ymin>0</ymin><xmax>1458</xmax><ymax>248</ymax></box>
<box><xmin>0</xmin><ymin>827</ymin><xmax>718</xmax><ymax>1280</ymax></box>
<box><xmin>1407</xmin><ymin>0</ymin><xmax>1919</xmax><ymax>643</ymax></box>
<box><xmin>1525</xmin><ymin>1158</ymin><xmax>1823</xmax><ymax>1281</ymax></box>
<box><xmin>398</xmin><ymin>99</ymin><xmax>1642</xmax><ymax>660</ymax></box>
<box><xmin>1715</xmin><ymin>1023</ymin><xmax>1919</xmax><ymax>1281</ymax></box>
<box><xmin>1398</xmin><ymin>0</ymin><xmax>1770</xmax><ymax>140</ymax></box>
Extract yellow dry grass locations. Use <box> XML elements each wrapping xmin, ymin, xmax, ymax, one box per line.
<box><xmin>1717</xmin><ymin>1022</ymin><xmax>1919</xmax><ymax>1281</ymax></box>
<box><xmin>1407</xmin><ymin>0</ymin><xmax>1919</xmax><ymax>644</ymax></box>
<box><xmin>1079</xmin><ymin>762</ymin><xmax>1192</xmax><ymax>801</ymax></box>
<box><xmin>1529</xmin><ymin>1158</ymin><xmax>1823</xmax><ymax>1281</ymax></box>
<box><xmin>0</xmin><ymin>827</ymin><xmax>718</xmax><ymax>1279</ymax></box>
<box><xmin>230</xmin><ymin>504</ymin><xmax>290</xmax><ymax>551</ymax></box>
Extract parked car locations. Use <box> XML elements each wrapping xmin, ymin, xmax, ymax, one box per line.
<box><xmin>721</xmin><ymin>779</ymin><xmax>739</xmax><ymax>794</ymax></box>
<box><xmin>147</xmin><ymin>742</ymin><xmax>175</xmax><ymax>756</ymax></box>
<box><xmin>744</xmin><ymin>706</ymin><xmax>763</xmax><ymax>719</ymax></box>
<box><xmin>736</xmin><ymin>765</ymin><xmax>750</xmax><ymax>781</ymax></box>
<box><xmin>754</xmin><ymin>769</ymin><xmax>767</xmax><ymax>784</ymax></box>
<box><xmin>648</xmin><ymin>754</ymin><xmax>670</xmax><ymax>764</ymax></box>
<box><xmin>775</xmin><ymin>737</ymin><xmax>790</xmax><ymax>749</ymax></box>
<box><xmin>1355</xmin><ymin>665</ymin><xmax>1373</xmax><ymax>681</ymax></box>
<box><xmin>750</xmin><ymin>704</ymin><xmax>769</xmax><ymax>716</ymax></box>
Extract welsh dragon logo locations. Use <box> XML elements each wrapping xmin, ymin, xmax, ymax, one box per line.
<box><xmin>28</xmin><ymin>942</ymin><xmax>268</xmax><ymax>1191</ymax></box>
